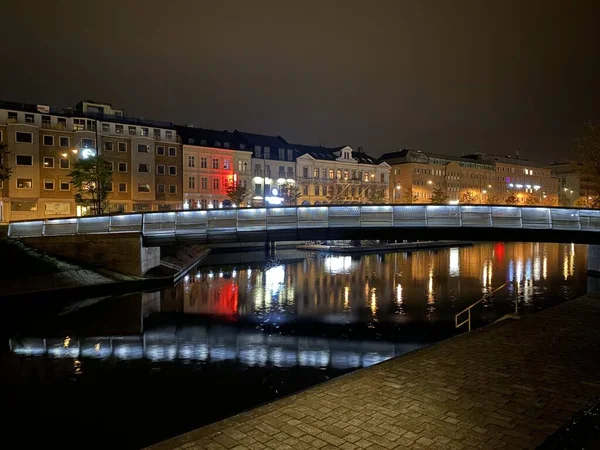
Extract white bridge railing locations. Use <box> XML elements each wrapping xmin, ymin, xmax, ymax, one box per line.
<box><xmin>7</xmin><ymin>205</ymin><xmax>600</xmax><ymax>240</ymax></box>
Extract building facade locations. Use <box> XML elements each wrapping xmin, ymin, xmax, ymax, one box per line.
<box><xmin>295</xmin><ymin>145</ymin><xmax>390</xmax><ymax>204</ymax></box>
<box><xmin>0</xmin><ymin>100</ymin><xmax>182</xmax><ymax>222</ymax></box>
<box><xmin>179</xmin><ymin>127</ymin><xmax>252</xmax><ymax>208</ymax></box>
<box><xmin>548</xmin><ymin>160</ymin><xmax>599</xmax><ymax>206</ymax></box>
<box><xmin>234</xmin><ymin>131</ymin><xmax>298</xmax><ymax>205</ymax></box>
<box><xmin>382</xmin><ymin>150</ymin><xmax>497</xmax><ymax>204</ymax></box>
<box><xmin>465</xmin><ymin>153</ymin><xmax>559</xmax><ymax>205</ymax></box>
<box><xmin>381</xmin><ymin>149</ymin><xmax>559</xmax><ymax>205</ymax></box>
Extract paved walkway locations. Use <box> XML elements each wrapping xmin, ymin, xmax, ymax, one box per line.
<box><xmin>149</xmin><ymin>294</ymin><xmax>600</xmax><ymax>450</ymax></box>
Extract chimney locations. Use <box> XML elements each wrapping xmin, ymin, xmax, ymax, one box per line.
<box><xmin>357</xmin><ymin>146</ymin><xmax>363</xmax><ymax>153</ymax></box>
<box><xmin>516</xmin><ymin>150</ymin><xmax>520</xmax><ymax>159</ymax></box>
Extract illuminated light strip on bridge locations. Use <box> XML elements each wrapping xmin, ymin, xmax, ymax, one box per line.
<box><xmin>9</xmin><ymin>330</ymin><xmax>421</xmax><ymax>369</ymax></box>
<box><xmin>7</xmin><ymin>205</ymin><xmax>600</xmax><ymax>241</ymax></box>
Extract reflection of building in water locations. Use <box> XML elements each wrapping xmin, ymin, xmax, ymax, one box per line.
<box><xmin>160</xmin><ymin>242</ymin><xmax>588</xmax><ymax>322</ymax></box>
<box><xmin>183</xmin><ymin>274</ymin><xmax>239</xmax><ymax>316</ymax></box>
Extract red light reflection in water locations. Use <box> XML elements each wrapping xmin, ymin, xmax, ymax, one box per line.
<box><xmin>185</xmin><ymin>278</ymin><xmax>239</xmax><ymax>318</ymax></box>
<box><xmin>494</xmin><ymin>242</ymin><xmax>505</xmax><ymax>261</ymax></box>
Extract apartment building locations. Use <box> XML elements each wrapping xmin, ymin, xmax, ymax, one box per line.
<box><xmin>548</xmin><ymin>160</ymin><xmax>599</xmax><ymax>206</ymax></box>
<box><xmin>179</xmin><ymin>127</ymin><xmax>252</xmax><ymax>208</ymax></box>
<box><xmin>234</xmin><ymin>131</ymin><xmax>297</xmax><ymax>205</ymax></box>
<box><xmin>381</xmin><ymin>149</ymin><xmax>559</xmax><ymax>205</ymax></box>
<box><xmin>465</xmin><ymin>153</ymin><xmax>559</xmax><ymax>205</ymax></box>
<box><xmin>381</xmin><ymin>150</ymin><xmax>496</xmax><ymax>203</ymax></box>
<box><xmin>0</xmin><ymin>100</ymin><xmax>182</xmax><ymax>222</ymax></box>
<box><xmin>295</xmin><ymin>145</ymin><xmax>390</xmax><ymax>204</ymax></box>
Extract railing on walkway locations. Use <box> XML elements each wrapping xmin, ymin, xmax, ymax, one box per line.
<box><xmin>455</xmin><ymin>282</ymin><xmax>508</xmax><ymax>331</ymax></box>
<box><xmin>7</xmin><ymin>205</ymin><xmax>600</xmax><ymax>240</ymax></box>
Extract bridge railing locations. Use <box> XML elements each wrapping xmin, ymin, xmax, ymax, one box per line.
<box><xmin>7</xmin><ymin>205</ymin><xmax>600</xmax><ymax>239</ymax></box>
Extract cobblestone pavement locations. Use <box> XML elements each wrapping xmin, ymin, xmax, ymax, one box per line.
<box><xmin>148</xmin><ymin>294</ymin><xmax>600</xmax><ymax>450</ymax></box>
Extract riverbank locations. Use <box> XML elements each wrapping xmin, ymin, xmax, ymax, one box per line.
<box><xmin>297</xmin><ymin>239</ymin><xmax>473</xmax><ymax>254</ymax></box>
<box><xmin>0</xmin><ymin>240</ymin><xmax>209</xmax><ymax>300</ymax></box>
<box><xmin>148</xmin><ymin>292</ymin><xmax>600</xmax><ymax>450</ymax></box>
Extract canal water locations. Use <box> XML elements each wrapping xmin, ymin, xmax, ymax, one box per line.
<box><xmin>1</xmin><ymin>242</ymin><xmax>592</xmax><ymax>449</ymax></box>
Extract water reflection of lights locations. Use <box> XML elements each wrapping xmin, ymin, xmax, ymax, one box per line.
<box><xmin>344</xmin><ymin>286</ymin><xmax>350</xmax><ymax>309</ymax></box>
<box><xmin>324</xmin><ymin>256</ymin><xmax>353</xmax><ymax>274</ymax></box>
<box><xmin>396</xmin><ymin>283</ymin><xmax>403</xmax><ymax>305</ymax></box>
<box><xmin>10</xmin><ymin>332</ymin><xmax>404</xmax><ymax>370</ymax></box>
<box><xmin>265</xmin><ymin>265</ymin><xmax>285</xmax><ymax>295</ymax></box>
<box><xmin>563</xmin><ymin>244</ymin><xmax>575</xmax><ymax>280</ymax></box>
<box><xmin>427</xmin><ymin>265</ymin><xmax>434</xmax><ymax>305</ymax></box>
<box><xmin>449</xmin><ymin>247</ymin><xmax>460</xmax><ymax>277</ymax></box>
<box><xmin>370</xmin><ymin>288</ymin><xmax>377</xmax><ymax>313</ymax></box>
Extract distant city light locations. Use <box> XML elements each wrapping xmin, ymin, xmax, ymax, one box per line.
<box><xmin>448</xmin><ymin>200</ymin><xmax>459</xmax><ymax>205</ymax></box>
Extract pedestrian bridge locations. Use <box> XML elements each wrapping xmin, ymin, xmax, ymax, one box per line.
<box><xmin>8</xmin><ymin>205</ymin><xmax>600</xmax><ymax>245</ymax></box>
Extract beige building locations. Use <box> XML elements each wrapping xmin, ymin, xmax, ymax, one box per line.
<box><xmin>0</xmin><ymin>100</ymin><xmax>182</xmax><ymax>222</ymax></box>
<box><xmin>179</xmin><ymin>127</ymin><xmax>252</xmax><ymax>209</ymax></box>
<box><xmin>548</xmin><ymin>160</ymin><xmax>599</xmax><ymax>206</ymax></box>
<box><xmin>465</xmin><ymin>153</ymin><xmax>559</xmax><ymax>205</ymax></box>
<box><xmin>295</xmin><ymin>145</ymin><xmax>390</xmax><ymax>204</ymax></box>
<box><xmin>381</xmin><ymin>149</ymin><xmax>559</xmax><ymax>205</ymax></box>
<box><xmin>382</xmin><ymin>150</ymin><xmax>496</xmax><ymax>203</ymax></box>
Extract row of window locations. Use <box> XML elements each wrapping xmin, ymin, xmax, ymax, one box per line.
<box><xmin>254</xmin><ymin>147</ymin><xmax>295</xmax><ymax>161</ymax></box>
<box><xmin>12</xmin><ymin>178</ymin><xmax>175</xmax><ymax>194</ymax></box>
<box><xmin>14</xmin><ymin>178</ymin><xmax>71</xmax><ymax>191</ymax></box>
<box><xmin>300</xmin><ymin>167</ymin><xmax>384</xmax><ymax>182</ymax></box>
<box><xmin>186</xmin><ymin>138</ymin><xmax>240</xmax><ymax>149</ymax></box>
<box><xmin>7</xmin><ymin>111</ymin><xmax>174</xmax><ymax>140</ymax></box>
<box><xmin>188</xmin><ymin>156</ymin><xmax>231</xmax><ymax>169</ymax></box>
<box><xmin>16</xmin><ymin>155</ymin><xmax>179</xmax><ymax>175</ymax></box>
<box><xmin>187</xmin><ymin>176</ymin><xmax>235</xmax><ymax>190</ymax></box>
<box><xmin>254</xmin><ymin>164</ymin><xmax>295</xmax><ymax>177</ymax></box>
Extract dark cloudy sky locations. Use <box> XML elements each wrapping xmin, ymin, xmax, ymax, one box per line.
<box><xmin>1</xmin><ymin>0</ymin><xmax>599</xmax><ymax>162</ymax></box>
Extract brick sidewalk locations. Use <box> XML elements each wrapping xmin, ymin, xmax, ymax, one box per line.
<box><xmin>148</xmin><ymin>294</ymin><xmax>600</xmax><ymax>450</ymax></box>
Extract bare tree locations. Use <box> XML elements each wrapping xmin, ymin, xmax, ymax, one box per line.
<box><xmin>460</xmin><ymin>190</ymin><xmax>477</xmax><ymax>204</ymax></box>
<box><xmin>430</xmin><ymin>188</ymin><xmax>448</xmax><ymax>204</ymax></box>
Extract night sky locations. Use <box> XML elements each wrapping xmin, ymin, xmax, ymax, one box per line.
<box><xmin>1</xmin><ymin>0</ymin><xmax>599</xmax><ymax>163</ymax></box>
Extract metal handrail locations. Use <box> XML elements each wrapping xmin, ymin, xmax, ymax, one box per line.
<box><xmin>455</xmin><ymin>282</ymin><xmax>508</xmax><ymax>331</ymax></box>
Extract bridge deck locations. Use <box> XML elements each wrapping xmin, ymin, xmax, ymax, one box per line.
<box><xmin>148</xmin><ymin>293</ymin><xmax>600</xmax><ymax>450</ymax></box>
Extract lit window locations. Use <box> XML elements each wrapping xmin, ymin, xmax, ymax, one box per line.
<box><xmin>16</xmin><ymin>178</ymin><xmax>33</xmax><ymax>189</ymax></box>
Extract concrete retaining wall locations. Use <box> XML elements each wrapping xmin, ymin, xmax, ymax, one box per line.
<box><xmin>20</xmin><ymin>233</ymin><xmax>160</xmax><ymax>277</ymax></box>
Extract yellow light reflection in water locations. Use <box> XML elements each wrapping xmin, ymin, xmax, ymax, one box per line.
<box><xmin>94</xmin><ymin>343</ymin><xmax>101</xmax><ymax>353</ymax></box>
<box><xmin>370</xmin><ymin>288</ymin><xmax>377</xmax><ymax>313</ymax></box>
<box><xmin>396</xmin><ymin>283</ymin><xmax>403</xmax><ymax>305</ymax></box>
<box><xmin>427</xmin><ymin>265</ymin><xmax>434</xmax><ymax>304</ymax></box>
<box><xmin>63</xmin><ymin>337</ymin><xmax>71</xmax><ymax>348</ymax></box>
<box><xmin>542</xmin><ymin>252</ymin><xmax>548</xmax><ymax>280</ymax></box>
<box><xmin>344</xmin><ymin>286</ymin><xmax>350</xmax><ymax>309</ymax></box>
